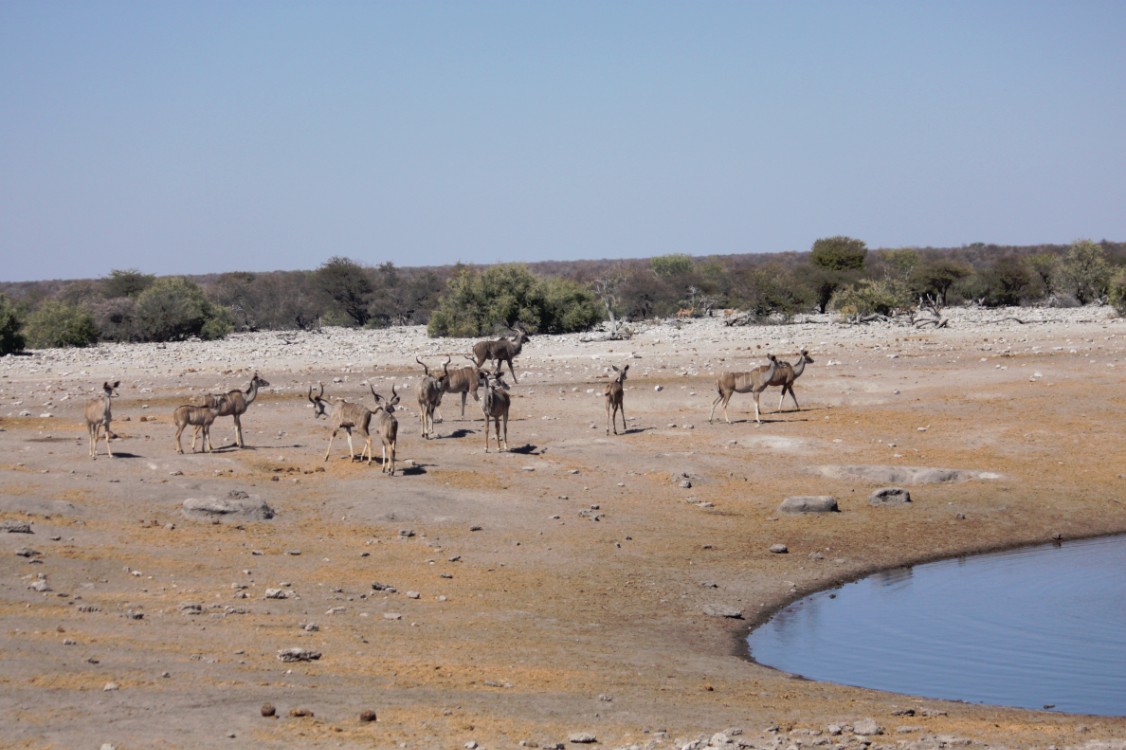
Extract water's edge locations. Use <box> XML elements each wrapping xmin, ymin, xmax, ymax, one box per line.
<box><xmin>742</xmin><ymin>533</ymin><xmax>1126</xmax><ymax>717</ymax></box>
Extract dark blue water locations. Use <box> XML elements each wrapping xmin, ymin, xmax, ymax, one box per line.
<box><xmin>746</xmin><ymin>535</ymin><xmax>1126</xmax><ymax>716</ymax></box>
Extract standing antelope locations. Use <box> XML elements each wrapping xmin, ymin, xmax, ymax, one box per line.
<box><xmin>472</xmin><ymin>325</ymin><xmax>529</xmax><ymax>384</ymax></box>
<box><xmin>84</xmin><ymin>380</ymin><xmax>119</xmax><ymax>459</ymax></box>
<box><xmin>766</xmin><ymin>349</ymin><xmax>814</xmax><ymax>412</ymax></box>
<box><xmin>173</xmin><ymin>397</ymin><xmax>226</xmax><ymax>454</ymax></box>
<box><xmin>604</xmin><ymin>364</ymin><xmax>629</xmax><ymax>435</ymax></box>
<box><xmin>709</xmin><ymin>354</ymin><xmax>779</xmax><ymax>425</ymax></box>
<box><xmin>213</xmin><ymin>371</ymin><xmax>270</xmax><ymax>448</ymax></box>
<box><xmin>415</xmin><ymin>356</ymin><xmax>449</xmax><ymax>439</ymax></box>
<box><xmin>308</xmin><ymin>384</ymin><xmax>375</xmax><ymax>464</ymax></box>
<box><xmin>370</xmin><ymin>384</ymin><xmax>400</xmax><ymax>476</ymax></box>
<box><xmin>479</xmin><ymin>369</ymin><xmax>511</xmax><ymax>453</ymax></box>
<box><xmin>437</xmin><ymin>355</ymin><xmax>483</xmax><ymax>421</ymax></box>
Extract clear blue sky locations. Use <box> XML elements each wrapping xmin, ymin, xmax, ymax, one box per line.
<box><xmin>3</xmin><ymin>1</ymin><xmax>1124</xmax><ymax>282</ymax></box>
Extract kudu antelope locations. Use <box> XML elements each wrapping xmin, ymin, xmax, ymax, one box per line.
<box><xmin>308</xmin><ymin>384</ymin><xmax>375</xmax><ymax>464</ymax></box>
<box><xmin>415</xmin><ymin>356</ymin><xmax>450</xmax><ymax>439</ymax></box>
<box><xmin>709</xmin><ymin>354</ymin><xmax>779</xmax><ymax>425</ymax></box>
<box><xmin>604</xmin><ymin>364</ymin><xmax>629</xmax><ymax>435</ymax></box>
<box><xmin>472</xmin><ymin>325</ymin><xmax>529</xmax><ymax>384</ymax></box>
<box><xmin>766</xmin><ymin>349</ymin><xmax>814</xmax><ymax>412</ymax></box>
<box><xmin>213</xmin><ymin>371</ymin><xmax>269</xmax><ymax>448</ymax></box>
<box><xmin>370</xmin><ymin>385</ymin><xmax>400</xmax><ymax>475</ymax></box>
<box><xmin>479</xmin><ymin>369</ymin><xmax>511</xmax><ymax>453</ymax></box>
<box><xmin>437</xmin><ymin>355</ymin><xmax>483</xmax><ymax>421</ymax></box>
<box><xmin>173</xmin><ymin>396</ymin><xmax>227</xmax><ymax>454</ymax></box>
<box><xmin>84</xmin><ymin>381</ymin><xmax>119</xmax><ymax>459</ymax></box>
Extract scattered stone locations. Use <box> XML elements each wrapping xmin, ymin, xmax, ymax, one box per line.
<box><xmin>277</xmin><ymin>647</ymin><xmax>321</xmax><ymax>662</ymax></box>
<box><xmin>359</xmin><ymin>709</ymin><xmax>377</xmax><ymax>723</ymax></box>
<box><xmin>261</xmin><ymin>703</ymin><xmax>276</xmax><ymax>717</ymax></box>
<box><xmin>2</xmin><ymin>521</ymin><xmax>33</xmax><ymax>534</ymax></box>
<box><xmin>15</xmin><ymin>547</ymin><xmax>41</xmax><ymax>557</ymax></box>
<box><xmin>703</xmin><ymin>604</ymin><xmax>743</xmax><ymax>619</ymax></box>
<box><xmin>779</xmin><ymin>495</ymin><xmax>839</xmax><ymax>514</ymax></box>
<box><xmin>812</xmin><ymin>465</ymin><xmax>1001</xmax><ymax>484</ymax></box>
<box><xmin>181</xmin><ymin>493</ymin><xmax>275</xmax><ymax>521</ymax></box>
<box><xmin>288</xmin><ymin>707</ymin><xmax>314</xmax><ymax>717</ymax></box>
<box><xmin>869</xmin><ymin>487</ymin><xmax>911</xmax><ymax>505</ymax></box>
<box><xmin>769</xmin><ymin>544</ymin><xmax>789</xmax><ymax>554</ymax></box>
<box><xmin>852</xmin><ymin>718</ymin><xmax>883</xmax><ymax>736</ymax></box>
<box><xmin>178</xmin><ymin>602</ymin><xmax>203</xmax><ymax>615</ymax></box>
<box><xmin>568</xmin><ymin>732</ymin><xmax>597</xmax><ymax>744</ymax></box>
<box><xmin>103</xmin><ymin>682</ymin><xmax>119</xmax><ymax>691</ymax></box>
<box><xmin>264</xmin><ymin>588</ymin><xmax>291</xmax><ymax>599</ymax></box>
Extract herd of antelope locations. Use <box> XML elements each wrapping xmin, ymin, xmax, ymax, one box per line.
<box><xmin>82</xmin><ymin>324</ymin><xmax>815</xmax><ymax>472</ymax></box>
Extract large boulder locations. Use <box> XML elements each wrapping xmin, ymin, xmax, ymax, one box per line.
<box><xmin>779</xmin><ymin>495</ymin><xmax>839</xmax><ymax>514</ymax></box>
<box><xmin>182</xmin><ymin>490</ymin><xmax>275</xmax><ymax>521</ymax></box>
<box><xmin>869</xmin><ymin>487</ymin><xmax>911</xmax><ymax>505</ymax></box>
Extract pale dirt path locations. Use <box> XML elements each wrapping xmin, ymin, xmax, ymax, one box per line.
<box><xmin>1</xmin><ymin>308</ymin><xmax>1125</xmax><ymax>749</ymax></box>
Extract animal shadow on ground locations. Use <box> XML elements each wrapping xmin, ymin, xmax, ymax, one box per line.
<box><xmin>769</xmin><ymin>414</ymin><xmax>813</xmax><ymax>423</ymax></box>
<box><xmin>442</xmin><ymin>429</ymin><xmax>475</xmax><ymax>439</ymax></box>
<box><xmin>508</xmin><ymin>444</ymin><xmax>539</xmax><ymax>455</ymax></box>
<box><xmin>766</xmin><ymin>404</ymin><xmax>826</xmax><ymax>420</ymax></box>
<box><xmin>398</xmin><ymin>463</ymin><xmax>428</xmax><ymax>476</ymax></box>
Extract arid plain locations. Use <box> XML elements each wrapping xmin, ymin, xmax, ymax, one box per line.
<box><xmin>2</xmin><ymin>307</ymin><xmax>1125</xmax><ymax>750</ymax></box>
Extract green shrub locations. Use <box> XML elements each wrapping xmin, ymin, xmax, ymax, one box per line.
<box><xmin>539</xmin><ymin>277</ymin><xmax>603</xmax><ymax>334</ymax></box>
<box><xmin>1109</xmin><ymin>268</ymin><xmax>1126</xmax><ymax>316</ymax></box>
<box><xmin>830</xmin><ymin>279</ymin><xmax>904</xmax><ymax>318</ymax></box>
<box><xmin>199</xmin><ymin>309</ymin><xmax>234</xmax><ymax>341</ymax></box>
<box><xmin>812</xmin><ymin>236</ymin><xmax>868</xmax><ymax>272</ymax></box>
<box><xmin>92</xmin><ymin>297</ymin><xmax>136</xmax><ymax>342</ymax></box>
<box><xmin>0</xmin><ymin>294</ymin><xmax>26</xmax><ymax>355</ymax></box>
<box><xmin>427</xmin><ymin>264</ymin><xmax>603</xmax><ymax>337</ymax></box>
<box><xmin>25</xmin><ymin>300</ymin><xmax>98</xmax><ymax>348</ymax></box>
<box><xmin>650</xmin><ymin>254</ymin><xmax>694</xmax><ymax>278</ymax></box>
<box><xmin>131</xmin><ymin>277</ymin><xmax>230</xmax><ymax>342</ymax></box>
<box><xmin>1054</xmin><ymin>239</ymin><xmax>1110</xmax><ymax>305</ymax></box>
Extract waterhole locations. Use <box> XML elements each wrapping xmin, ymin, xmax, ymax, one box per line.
<box><xmin>746</xmin><ymin>535</ymin><xmax>1126</xmax><ymax>716</ymax></box>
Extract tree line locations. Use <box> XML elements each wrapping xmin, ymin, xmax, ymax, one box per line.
<box><xmin>2</xmin><ymin>238</ymin><xmax>1125</xmax><ymax>355</ymax></box>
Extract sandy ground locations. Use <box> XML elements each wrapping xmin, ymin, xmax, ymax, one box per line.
<box><xmin>1</xmin><ymin>308</ymin><xmax>1125</xmax><ymax>750</ymax></box>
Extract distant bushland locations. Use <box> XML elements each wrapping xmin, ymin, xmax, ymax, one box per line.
<box><xmin>1</xmin><ymin>239</ymin><xmax>1124</xmax><ymax>350</ymax></box>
